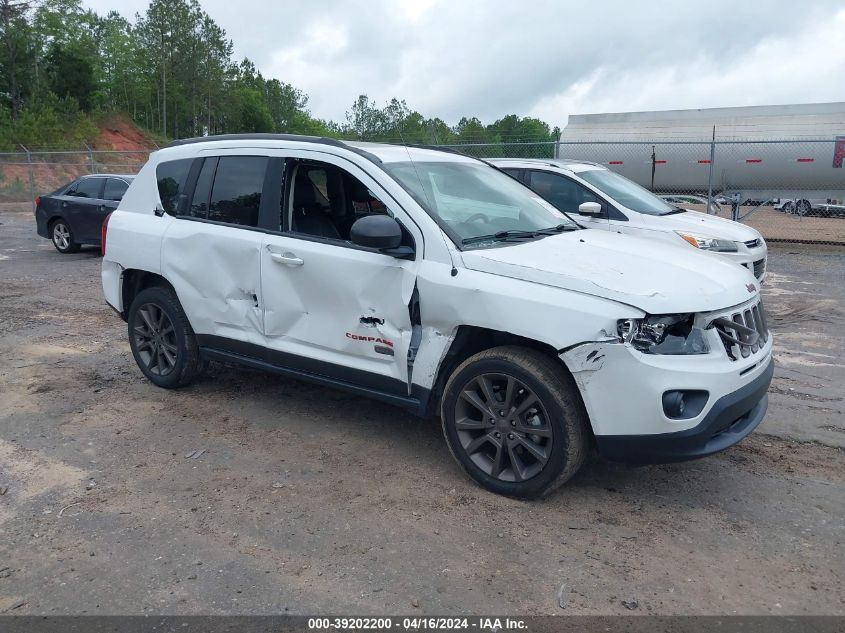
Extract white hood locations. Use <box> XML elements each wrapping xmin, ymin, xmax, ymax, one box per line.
<box><xmin>665</xmin><ymin>210</ymin><xmax>762</xmax><ymax>242</ymax></box>
<box><xmin>460</xmin><ymin>229</ymin><xmax>760</xmax><ymax>314</ymax></box>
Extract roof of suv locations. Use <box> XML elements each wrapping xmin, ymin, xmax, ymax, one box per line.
<box><xmin>80</xmin><ymin>173</ymin><xmax>135</xmax><ymax>180</ymax></box>
<box><xmin>489</xmin><ymin>158</ymin><xmax>607</xmax><ymax>173</ymax></box>
<box><xmin>165</xmin><ymin>134</ymin><xmax>479</xmax><ymax>165</ymax></box>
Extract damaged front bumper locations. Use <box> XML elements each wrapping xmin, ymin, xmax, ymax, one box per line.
<box><xmin>560</xmin><ymin>336</ymin><xmax>773</xmax><ymax>465</ymax></box>
<box><xmin>595</xmin><ymin>359</ymin><xmax>771</xmax><ymax>464</ymax></box>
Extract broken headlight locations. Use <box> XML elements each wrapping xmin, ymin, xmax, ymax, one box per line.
<box><xmin>617</xmin><ymin>314</ymin><xmax>709</xmax><ymax>355</ymax></box>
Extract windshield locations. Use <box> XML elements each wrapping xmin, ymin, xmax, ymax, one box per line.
<box><xmin>383</xmin><ymin>161</ymin><xmax>577</xmax><ymax>247</ymax></box>
<box><xmin>578</xmin><ymin>169</ymin><xmax>676</xmax><ymax>216</ymax></box>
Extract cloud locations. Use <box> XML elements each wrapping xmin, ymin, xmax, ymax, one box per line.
<box><xmin>528</xmin><ymin>7</ymin><xmax>845</xmax><ymax>124</ymax></box>
<box><xmin>82</xmin><ymin>0</ymin><xmax>845</xmax><ymax>126</ymax></box>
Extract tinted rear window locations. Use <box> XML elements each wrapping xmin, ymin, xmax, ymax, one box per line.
<box><xmin>156</xmin><ymin>159</ymin><xmax>193</xmax><ymax>214</ymax></box>
<box><xmin>189</xmin><ymin>158</ymin><xmax>217</xmax><ymax>219</ymax></box>
<box><xmin>70</xmin><ymin>178</ymin><xmax>103</xmax><ymax>198</ymax></box>
<box><xmin>104</xmin><ymin>178</ymin><xmax>129</xmax><ymax>201</ymax></box>
<box><xmin>208</xmin><ymin>156</ymin><xmax>267</xmax><ymax>227</ymax></box>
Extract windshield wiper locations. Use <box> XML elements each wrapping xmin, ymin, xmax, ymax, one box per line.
<box><xmin>660</xmin><ymin>206</ymin><xmax>687</xmax><ymax>216</ymax></box>
<box><xmin>461</xmin><ymin>224</ymin><xmax>573</xmax><ymax>246</ymax></box>
<box><xmin>534</xmin><ymin>223</ymin><xmax>576</xmax><ymax>234</ymax></box>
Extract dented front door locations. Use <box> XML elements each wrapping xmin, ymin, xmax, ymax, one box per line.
<box><xmin>260</xmin><ymin>234</ymin><xmax>416</xmax><ymax>394</ymax></box>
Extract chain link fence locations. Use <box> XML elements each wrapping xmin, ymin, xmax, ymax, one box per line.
<box><xmin>2</xmin><ymin>139</ymin><xmax>843</xmax><ymax>245</ymax></box>
<box><xmin>0</xmin><ymin>146</ymin><xmax>153</xmax><ymax>206</ymax></box>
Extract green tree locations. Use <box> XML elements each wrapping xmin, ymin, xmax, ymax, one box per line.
<box><xmin>345</xmin><ymin>95</ymin><xmax>386</xmax><ymax>140</ymax></box>
<box><xmin>43</xmin><ymin>44</ymin><xmax>96</xmax><ymax>110</ymax></box>
<box><xmin>198</xmin><ymin>13</ymin><xmax>232</xmax><ymax>134</ymax></box>
<box><xmin>455</xmin><ymin>117</ymin><xmax>489</xmax><ymax>143</ymax></box>
<box><xmin>232</xmin><ymin>86</ymin><xmax>274</xmax><ymax>132</ymax></box>
<box><xmin>1</xmin><ymin>0</ymin><xmax>563</xmax><ymax>152</ymax></box>
<box><xmin>0</xmin><ymin>0</ymin><xmax>36</xmax><ymax>119</ymax></box>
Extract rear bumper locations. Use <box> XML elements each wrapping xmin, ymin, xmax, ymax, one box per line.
<box><xmin>35</xmin><ymin>207</ymin><xmax>50</xmax><ymax>238</ymax></box>
<box><xmin>595</xmin><ymin>357</ymin><xmax>773</xmax><ymax>465</ymax></box>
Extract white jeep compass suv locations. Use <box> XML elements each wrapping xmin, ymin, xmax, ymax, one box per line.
<box><xmin>491</xmin><ymin>158</ymin><xmax>768</xmax><ymax>281</ymax></box>
<box><xmin>101</xmin><ymin>134</ymin><xmax>773</xmax><ymax>498</ymax></box>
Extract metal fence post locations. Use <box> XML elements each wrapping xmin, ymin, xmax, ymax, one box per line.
<box><xmin>21</xmin><ymin>144</ymin><xmax>35</xmax><ymax>212</ymax></box>
<box><xmin>554</xmin><ymin>140</ymin><xmax>560</xmax><ymax>159</ymax></box>
<box><xmin>706</xmin><ymin>126</ymin><xmax>716</xmax><ymax>214</ymax></box>
<box><xmin>86</xmin><ymin>144</ymin><xmax>95</xmax><ymax>173</ymax></box>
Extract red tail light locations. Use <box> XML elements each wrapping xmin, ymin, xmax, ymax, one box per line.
<box><xmin>101</xmin><ymin>211</ymin><xmax>113</xmax><ymax>257</ymax></box>
<box><xmin>35</xmin><ymin>196</ymin><xmax>41</xmax><ymax>208</ymax></box>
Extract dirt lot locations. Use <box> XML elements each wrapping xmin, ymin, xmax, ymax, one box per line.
<box><xmin>0</xmin><ymin>207</ymin><xmax>843</xmax><ymax>616</ymax></box>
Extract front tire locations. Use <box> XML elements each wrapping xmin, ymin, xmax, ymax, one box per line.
<box><xmin>440</xmin><ymin>346</ymin><xmax>589</xmax><ymax>498</ymax></box>
<box><xmin>50</xmin><ymin>219</ymin><xmax>80</xmax><ymax>253</ymax></box>
<box><xmin>127</xmin><ymin>286</ymin><xmax>204</xmax><ymax>388</ymax></box>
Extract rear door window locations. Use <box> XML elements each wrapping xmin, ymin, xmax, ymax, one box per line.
<box><xmin>156</xmin><ymin>158</ymin><xmax>193</xmax><ymax>215</ymax></box>
<box><xmin>189</xmin><ymin>158</ymin><xmax>218</xmax><ymax>219</ymax></box>
<box><xmin>70</xmin><ymin>178</ymin><xmax>104</xmax><ymax>199</ymax></box>
<box><xmin>103</xmin><ymin>178</ymin><xmax>129</xmax><ymax>201</ymax></box>
<box><xmin>208</xmin><ymin>156</ymin><xmax>268</xmax><ymax>227</ymax></box>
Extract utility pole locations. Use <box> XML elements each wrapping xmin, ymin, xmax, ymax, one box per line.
<box><xmin>706</xmin><ymin>126</ymin><xmax>716</xmax><ymax>214</ymax></box>
<box><xmin>21</xmin><ymin>144</ymin><xmax>34</xmax><ymax>212</ymax></box>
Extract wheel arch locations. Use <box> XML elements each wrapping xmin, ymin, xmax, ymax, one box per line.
<box><xmin>47</xmin><ymin>215</ymin><xmax>67</xmax><ymax>232</ymax></box>
<box><xmin>424</xmin><ymin>325</ymin><xmax>585</xmax><ymax>421</ymax></box>
<box><xmin>120</xmin><ymin>269</ymin><xmax>176</xmax><ymax>320</ymax></box>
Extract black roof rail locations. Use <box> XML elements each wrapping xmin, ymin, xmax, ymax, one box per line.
<box><xmin>403</xmin><ymin>143</ymin><xmax>499</xmax><ymax>168</ymax></box>
<box><xmin>165</xmin><ymin>133</ymin><xmax>383</xmax><ymax>164</ymax></box>
<box><xmin>404</xmin><ymin>143</ymin><xmax>471</xmax><ymax>156</ymax></box>
<box><xmin>167</xmin><ymin>133</ymin><xmax>343</xmax><ymax>148</ymax></box>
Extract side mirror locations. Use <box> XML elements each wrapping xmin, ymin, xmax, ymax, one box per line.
<box><xmin>350</xmin><ymin>215</ymin><xmax>414</xmax><ymax>259</ymax></box>
<box><xmin>577</xmin><ymin>202</ymin><xmax>602</xmax><ymax>216</ymax></box>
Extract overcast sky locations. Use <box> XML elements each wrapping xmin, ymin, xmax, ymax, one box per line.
<box><xmin>83</xmin><ymin>0</ymin><xmax>845</xmax><ymax>128</ymax></box>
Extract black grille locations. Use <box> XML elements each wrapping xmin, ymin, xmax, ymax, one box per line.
<box><xmin>753</xmin><ymin>258</ymin><xmax>766</xmax><ymax>279</ymax></box>
<box><xmin>713</xmin><ymin>300</ymin><xmax>769</xmax><ymax>361</ymax></box>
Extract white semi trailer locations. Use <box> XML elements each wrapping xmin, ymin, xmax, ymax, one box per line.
<box><xmin>557</xmin><ymin>102</ymin><xmax>845</xmax><ymax>216</ymax></box>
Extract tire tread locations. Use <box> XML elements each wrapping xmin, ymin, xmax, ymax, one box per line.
<box><xmin>441</xmin><ymin>345</ymin><xmax>590</xmax><ymax>498</ymax></box>
<box><xmin>128</xmin><ymin>286</ymin><xmax>204</xmax><ymax>388</ymax></box>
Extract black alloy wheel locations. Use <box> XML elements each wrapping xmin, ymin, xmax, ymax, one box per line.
<box><xmin>441</xmin><ymin>346</ymin><xmax>589</xmax><ymax>498</ymax></box>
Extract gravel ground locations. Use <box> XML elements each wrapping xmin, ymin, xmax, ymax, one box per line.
<box><xmin>686</xmin><ymin>203</ymin><xmax>845</xmax><ymax>244</ymax></box>
<box><xmin>0</xmin><ymin>207</ymin><xmax>843</xmax><ymax>616</ymax></box>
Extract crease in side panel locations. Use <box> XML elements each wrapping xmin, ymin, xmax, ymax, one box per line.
<box><xmin>406</xmin><ymin>285</ymin><xmax>422</xmax><ymax>394</ymax></box>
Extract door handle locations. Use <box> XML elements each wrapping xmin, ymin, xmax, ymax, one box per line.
<box><xmin>61</xmin><ymin>202</ymin><xmax>67</xmax><ymax>208</ymax></box>
<box><xmin>269</xmin><ymin>252</ymin><xmax>304</xmax><ymax>266</ymax></box>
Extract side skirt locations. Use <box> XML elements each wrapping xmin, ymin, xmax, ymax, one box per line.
<box><xmin>199</xmin><ymin>346</ymin><xmax>429</xmax><ymax>414</ymax></box>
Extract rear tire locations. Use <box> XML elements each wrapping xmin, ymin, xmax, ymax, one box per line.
<box><xmin>440</xmin><ymin>346</ymin><xmax>590</xmax><ymax>498</ymax></box>
<box><xmin>795</xmin><ymin>200</ymin><xmax>811</xmax><ymax>216</ymax></box>
<box><xmin>127</xmin><ymin>286</ymin><xmax>205</xmax><ymax>388</ymax></box>
<box><xmin>50</xmin><ymin>219</ymin><xmax>80</xmax><ymax>253</ymax></box>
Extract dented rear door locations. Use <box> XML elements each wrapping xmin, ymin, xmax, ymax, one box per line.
<box><xmin>162</xmin><ymin>220</ymin><xmax>265</xmax><ymax>348</ymax></box>
<box><xmin>160</xmin><ymin>153</ymin><xmax>270</xmax><ymax>350</ymax></box>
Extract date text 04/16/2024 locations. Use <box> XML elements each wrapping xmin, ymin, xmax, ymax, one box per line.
<box><xmin>307</xmin><ymin>617</ymin><xmax>528</xmax><ymax>631</ymax></box>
